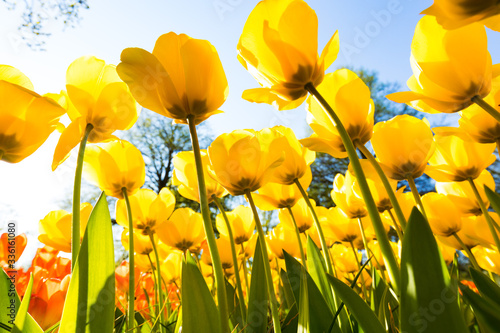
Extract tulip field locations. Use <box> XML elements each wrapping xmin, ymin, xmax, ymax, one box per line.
<box><xmin>3</xmin><ymin>0</ymin><xmax>500</xmax><ymax>332</ymax></box>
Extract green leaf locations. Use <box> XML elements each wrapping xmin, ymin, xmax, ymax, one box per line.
<box><xmin>12</xmin><ymin>274</ymin><xmax>39</xmax><ymax>333</ymax></box>
<box><xmin>281</xmin><ymin>304</ymin><xmax>298</xmax><ymax>333</ymax></box>
<box><xmin>0</xmin><ymin>270</ymin><xmax>43</xmax><ymax>333</ymax></box>
<box><xmin>485</xmin><ymin>185</ymin><xmax>500</xmax><ymax>215</ymax></box>
<box><xmin>0</xmin><ymin>269</ymin><xmax>20</xmax><ymax>331</ymax></box>
<box><xmin>461</xmin><ymin>286</ymin><xmax>500</xmax><ymax>333</ymax></box>
<box><xmin>400</xmin><ymin>208</ymin><xmax>468</xmax><ymax>333</ymax></box>
<box><xmin>327</xmin><ymin>275</ymin><xmax>386</xmax><ymax>333</ymax></box>
<box><xmin>306</xmin><ymin>237</ymin><xmax>335</xmax><ymax>310</ymax></box>
<box><xmin>469</xmin><ymin>268</ymin><xmax>500</xmax><ymax>308</ymax></box>
<box><xmin>59</xmin><ymin>193</ymin><xmax>116</xmax><ymax>333</ymax></box>
<box><xmin>225</xmin><ymin>278</ymin><xmax>244</xmax><ymax>331</ymax></box>
<box><xmin>181</xmin><ymin>252</ymin><xmax>221</xmax><ymax>333</ymax></box>
<box><xmin>370</xmin><ymin>269</ymin><xmax>387</xmax><ymax>314</ymax></box>
<box><xmin>246</xmin><ymin>237</ymin><xmax>268</xmax><ymax>333</ymax></box>
<box><xmin>298</xmin><ymin>267</ymin><xmax>310</xmax><ymax>333</ymax></box>
<box><xmin>284</xmin><ymin>251</ymin><xmax>336</xmax><ymax>333</ymax></box>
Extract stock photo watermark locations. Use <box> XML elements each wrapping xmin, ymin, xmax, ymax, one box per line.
<box><xmin>4</xmin><ymin>221</ymin><xmax>18</xmax><ymax>326</ymax></box>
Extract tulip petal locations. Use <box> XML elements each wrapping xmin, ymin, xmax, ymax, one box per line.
<box><xmin>0</xmin><ymin>65</ymin><xmax>34</xmax><ymax>90</ymax></box>
<box><xmin>319</xmin><ymin>30</ymin><xmax>339</xmax><ymax>71</ymax></box>
<box><xmin>52</xmin><ymin>117</ymin><xmax>86</xmax><ymax>170</ymax></box>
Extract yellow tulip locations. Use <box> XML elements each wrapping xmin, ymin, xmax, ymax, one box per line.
<box><xmin>329</xmin><ymin>243</ymin><xmax>360</xmax><ymax>274</ymax></box>
<box><xmin>116</xmin><ymin>188</ymin><xmax>176</xmax><ymax>235</ymax></box>
<box><xmin>426</xmin><ymin>127</ymin><xmax>496</xmax><ymax>182</ymax></box>
<box><xmin>156</xmin><ymin>208</ymin><xmax>206</xmax><ymax>253</ymax></box>
<box><xmin>161</xmin><ymin>252</ymin><xmax>183</xmax><ymax>283</ymax></box>
<box><xmin>371</xmin><ymin>115</ymin><xmax>435</xmax><ymax>180</ymax></box>
<box><xmin>437</xmin><ymin>240</ymin><xmax>456</xmax><ymax>265</ymax></box>
<box><xmin>207</xmin><ymin>128</ymin><xmax>285</xmax><ymax>196</ymax></box>
<box><xmin>38</xmin><ymin>203</ymin><xmax>92</xmax><ymax>253</ymax></box>
<box><xmin>422</xmin><ymin>193</ymin><xmax>462</xmax><ymax>237</ymax></box>
<box><xmin>369</xmin><ymin>240</ymin><xmax>400</xmax><ymax>269</ymax></box>
<box><xmin>216</xmin><ymin>205</ymin><xmax>255</xmax><ymax>245</ymax></box>
<box><xmin>394</xmin><ymin>188</ymin><xmax>417</xmax><ymax>220</ymax></box>
<box><xmin>278</xmin><ymin>198</ymin><xmax>314</xmax><ymax>233</ymax></box>
<box><xmin>301</xmin><ymin>69</ymin><xmax>374</xmax><ymax>158</ymax></box>
<box><xmin>201</xmin><ymin>237</ymin><xmax>234</xmax><ymax>269</ymax></box>
<box><xmin>121</xmin><ymin>229</ymin><xmax>154</xmax><ymax>255</ymax></box>
<box><xmin>474</xmin><ymin>213</ymin><xmax>500</xmax><ymax>247</ymax></box>
<box><xmin>387</xmin><ymin>16</ymin><xmax>492</xmax><ymax>114</ymax></box>
<box><xmin>237</xmin><ymin>0</ymin><xmax>339</xmax><ymax>110</ymax></box>
<box><xmin>241</xmin><ymin>232</ymin><xmax>259</xmax><ymax>259</ymax></box>
<box><xmin>422</xmin><ymin>0</ymin><xmax>500</xmax><ymax>31</ymax></box>
<box><xmin>267</xmin><ymin>223</ymin><xmax>306</xmax><ymax>260</ymax></box>
<box><xmin>270</xmin><ymin>126</ymin><xmax>315</xmax><ymax>184</ymax></box>
<box><xmin>117</xmin><ymin>32</ymin><xmax>228</xmax><ymax>125</ymax></box>
<box><xmin>0</xmin><ymin>65</ymin><xmax>65</xmax><ymax>163</ymax></box>
<box><xmin>437</xmin><ymin>216</ymin><xmax>480</xmax><ymax>250</ymax></box>
<box><xmin>52</xmin><ymin>56</ymin><xmax>138</xmax><ymax>170</ymax></box>
<box><xmin>172</xmin><ymin>149</ymin><xmax>228</xmax><ymax>203</ymax></box>
<box><xmin>472</xmin><ymin>246</ymin><xmax>500</xmax><ymax>275</ymax></box>
<box><xmin>436</xmin><ymin>170</ymin><xmax>495</xmax><ymax>215</ymax></box>
<box><xmin>327</xmin><ymin>207</ymin><xmax>361</xmax><ymax>243</ymax></box>
<box><xmin>332</xmin><ymin>171</ymin><xmax>367</xmax><ymax>219</ymax></box>
<box><xmin>308</xmin><ymin>206</ymin><xmax>337</xmax><ymax>249</ymax></box>
<box><xmin>253</xmin><ymin>167</ymin><xmax>311</xmax><ymax>210</ymax></box>
<box><xmin>83</xmin><ymin>140</ymin><xmax>145</xmax><ymax>199</ymax></box>
<box><xmin>354</xmin><ymin>160</ymin><xmax>397</xmax><ymax>213</ymax></box>
<box><xmin>459</xmin><ymin>74</ymin><xmax>500</xmax><ymax>144</ymax></box>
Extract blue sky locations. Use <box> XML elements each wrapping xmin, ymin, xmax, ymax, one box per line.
<box><xmin>1</xmin><ymin>0</ymin><xmax>500</xmax><ymax>263</ymax></box>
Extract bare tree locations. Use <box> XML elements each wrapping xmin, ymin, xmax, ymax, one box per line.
<box><xmin>2</xmin><ymin>0</ymin><xmax>89</xmax><ymax>50</ymax></box>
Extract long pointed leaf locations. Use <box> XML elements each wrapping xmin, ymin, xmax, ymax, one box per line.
<box><xmin>400</xmin><ymin>208</ymin><xmax>468</xmax><ymax>333</ymax></box>
<box><xmin>60</xmin><ymin>193</ymin><xmax>115</xmax><ymax>333</ymax></box>
<box><xmin>284</xmin><ymin>251</ymin><xmax>336</xmax><ymax>333</ymax></box>
<box><xmin>461</xmin><ymin>286</ymin><xmax>500</xmax><ymax>333</ymax></box>
<box><xmin>181</xmin><ymin>252</ymin><xmax>221</xmax><ymax>333</ymax></box>
<box><xmin>469</xmin><ymin>268</ymin><xmax>500</xmax><ymax>308</ymax></box>
<box><xmin>327</xmin><ymin>275</ymin><xmax>386</xmax><ymax>333</ymax></box>
<box><xmin>246</xmin><ymin>237</ymin><xmax>268</xmax><ymax>333</ymax></box>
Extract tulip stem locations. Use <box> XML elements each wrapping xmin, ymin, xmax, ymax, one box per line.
<box><xmin>349</xmin><ymin>241</ymin><xmax>368</xmax><ymax>300</ymax></box>
<box><xmin>356</xmin><ymin>144</ymin><xmax>407</xmax><ymax>230</ymax></box>
<box><xmin>452</xmin><ymin>233</ymin><xmax>481</xmax><ymax>271</ymax></box>
<box><xmin>467</xmin><ymin>178</ymin><xmax>500</xmax><ymax>253</ymax></box>
<box><xmin>149</xmin><ymin>233</ymin><xmax>167</xmax><ymax>332</ymax></box>
<box><xmin>71</xmin><ymin>123</ymin><xmax>93</xmax><ymax>270</ymax></box>
<box><xmin>122</xmin><ymin>188</ymin><xmax>137</xmax><ymax>333</ymax></box>
<box><xmin>213</xmin><ymin>196</ymin><xmax>247</xmax><ymax>327</ymax></box>
<box><xmin>147</xmin><ymin>254</ymin><xmax>161</xmax><ymax>323</ymax></box>
<box><xmin>187</xmin><ymin>116</ymin><xmax>230</xmax><ymax>333</ymax></box>
<box><xmin>294</xmin><ymin>178</ymin><xmax>333</xmax><ymax>274</ymax></box>
<box><xmin>387</xmin><ymin>209</ymin><xmax>404</xmax><ymax>241</ymax></box>
<box><xmin>286</xmin><ymin>206</ymin><xmax>306</xmax><ymax>265</ymax></box>
<box><xmin>407</xmin><ymin>176</ymin><xmax>427</xmax><ymax>220</ymax></box>
<box><xmin>245</xmin><ymin>190</ymin><xmax>282</xmax><ymax>333</ymax></box>
<box><xmin>241</xmin><ymin>244</ymin><xmax>250</xmax><ymax>298</ymax></box>
<box><xmin>472</xmin><ymin>95</ymin><xmax>500</xmax><ymax>123</ymax></box>
<box><xmin>306</xmin><ymin>82</ymin><xmax>400</xmax><ymax>295</ymax></box>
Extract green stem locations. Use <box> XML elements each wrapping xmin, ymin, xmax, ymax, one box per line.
<box><xmin>407</xmin><ymin>176</ymin><xmax>427</xmax><ymax>220</ymax></box>
<box><xmin>241</xmin><ymin>244</ymin><xmax>250</xmax><ymax>298</ymax></box>
<box><xmin>357</xmin><ymin>144</ymin><xmax>407</xmax><ymax>230</ymax></box>
<box><xmin>149</xmin><ymin>233</ymin><xmax>167</xmax><ymax>332</ymax></box>
<box><xmin>452</xmin><ymin>233</ymin><xmax>481</xmax><ymax>271</ymax></box>
<box><xmin>472</xmin><ymin>95</ymin><xmax>500</xmax><ymax>123</ymax></box>
<box><xmin>71</xmin><ymin>123</ymin><xmax>93</xmax><ymax>270</ymax></box>
<box><xmin>467</xmin><ymin>178</ymin><xmax>500</xmax><ymax>253</ymax></box>
<box><xmin>245</xmin><ymin>190</ymin><xmax>282</xmax><ymax>333</ymax></box>
<box><xmin>306</xmin><ymin>83</ymin><xmax>400</xmax><ymax>294</ymax></box>
<box><xmin>350</xmin><ymin>241</ymin><xmax>368</xmax><ymax>301</ymax></box>
<box><xmin>187</xmin><ymin>116</ymin><xmax>230</xmax><ymax>333</ymax></box>
<box><xmin>294</xmin><ymin>178</ymin><xmax>333</xmax><ymax>274</ymax></box>
<box><xmin>356</xmin><ymin>218</ymin><xmax>373</xmax><ymax>269</ymax></box>
<box><xmin>213</xmin><ymin>196</ymin><xmax>247</xmax><ymax>327</ymax></box>
<box><xmin>387</xmin><ymin>209</ymin><xmax>404</xmax><ymax>241</ymax></box>
<box><xmin>147</xmin><ymin>254</ymin><xmax>160</xmax><ymax>325</ymax></box>
<box><xmin>286</xmin><ymin>206</ymin><xmax>306</xmax><ymax>265</ymax></box>
<box><xmin>122</xmin><ymin>188</ymin><xmax>137</xmax><ymax>333</ymax></box>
